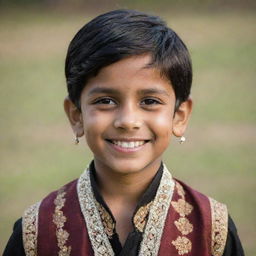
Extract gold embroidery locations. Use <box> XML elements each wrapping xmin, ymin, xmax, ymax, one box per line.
<box><xmin>171</xmin><ymin>182</ymin><xmax>193</xmax><ymax>255</ymax></box>
<box><xmin>138</xmin><ymin>166</ymin><xmax>175</xmax><ymax>255</ymax></box>
<box><xmin>23</xmin><ymin>201</ymin><xmax>41</xmax><ymax>256</ymax></box>
<box><xmin>171</xmin><ymin>199</ymin><xmax>193</xmax><ymax>217</ymax></box>
<box><xmin>176</xmin><ymin>182</ymin><xmax>186</xmax><ymax>199</ymax></box>
<box><xmin>77</xmin><ymin>164</ymin><xmax>175</xmax><ymax>256</ymax></box>
<box><xmin>133</xmin><ymin>201</ymin><xmax>153</xmax><ymax>232</ymax></box>
<box><xmin>77</xmin><ymin>168</ymin><xmax>115</xmax><ymax>256</ymax></box>
<box><xmin>53</xmin><ymin>188</ymin><xmax>71</xmax><ymax>256</ymax></box>
<box><xmin>210</xmin><ymin>197</ymin><xmax>228</xmax><ymax>256</ymax></box>
<box><xmin>172</xmin><ymin>236</ymin><xmax>192</xmax><ymax>255</ymax></box>
<box><xmin>174</xmin><ymin>217</ymin><xmax>193</xmax><ymax>235</ymax></box>
<box><xmin>95</xmin><ymin>201</ymin><xmax>115</xmax><ymax>238</ymax></box>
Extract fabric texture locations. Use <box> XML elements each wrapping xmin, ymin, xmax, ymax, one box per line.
<box><xmin>3</xmin><ymin>162</ymin><xmax>244</xmax><ymax>256</ymax></box>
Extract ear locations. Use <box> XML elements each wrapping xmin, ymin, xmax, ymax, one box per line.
<box><xmin>172</xmin><ymin>98</ymin><xmax>193</xmax><ymax>137</ymax></box>
<box><xmin>64</xmin><ymin>97</ymin><xmax>84</xmax><ymax>138</ymax></box>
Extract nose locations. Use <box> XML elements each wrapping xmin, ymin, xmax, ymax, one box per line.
<box><xmin>113</xmin><ymin>104</ymin><xmax>142</xmax><ymax>130</ymax></box>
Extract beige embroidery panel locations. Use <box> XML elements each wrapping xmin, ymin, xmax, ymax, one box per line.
<box><xmin>77</xmin><ymin>166</ymin><xmax>115</xmax><ymax>256</ymax></box>
<box><xmin>77</xmin><ymin>164</ymin><xmax>175</xmax><ymax>256</ymax></box>
<box><xmin>22</xmin><ymin>201</ymin><xmax>41</xmax><ymax>256</ymax></box>
<box><xmin>210</xmin><ymin>197</ymin><xmax>228</xmax><ymax>256</ymax></box>
<box><xmin>138</xmin><ymin>166</ymin><xmax>175</xmax><ymax>255</ymax></box>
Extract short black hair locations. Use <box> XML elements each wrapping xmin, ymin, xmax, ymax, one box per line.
<box><xmin>65</xmin><ymin>9</ymin><xmax>192</xmax><ymax>109</ymax></box>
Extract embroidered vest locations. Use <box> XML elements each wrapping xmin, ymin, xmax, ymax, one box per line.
<box><xmin>22</xmin><ymin>166</ymin><xmax>228</xmax><ymax>256</ymax></box>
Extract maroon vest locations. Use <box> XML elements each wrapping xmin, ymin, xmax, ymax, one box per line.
<box><xmin>22</xmin><ymin>170</ymin><xmax>228</xmax><ymax>256</ymax></box>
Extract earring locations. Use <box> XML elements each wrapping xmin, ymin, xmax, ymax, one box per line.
<box><xmin>179</xmin><ymin>136</ymin><xmax>186</xmax><ymax>144</ymax></box>
<box><xmin>75</xmin><ymin>135</ymin><xmax>79</xmax><ymax>145</ymax></box>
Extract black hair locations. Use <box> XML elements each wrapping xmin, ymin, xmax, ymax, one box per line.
<box><xmin>65</xmin><ymin>9</ymin><xmax>192</xmax><ymax>110</ymax></box>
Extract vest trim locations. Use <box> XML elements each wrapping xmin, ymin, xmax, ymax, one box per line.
<box><xmin>77</xmin><ymin>167</ymin><xmax>115</xmax><ymax>256</ymax></box>
<box><xmin>77</xmin><ymin>164</ymin><xmax>175</xmax><ymax>256</ymax></box>
<box><xmin>22</xmin><ymin>201</ymin><xmax>41</xmax><ymax>256</ymax></box>
<box><xmin>210</xmin><ymin>197</ymin><xmax>228</xmax><ymax>256</ymax></box>
<box><xmin>138</xmin><ymin>165</ymin><xmax>175</xmax><ymax>255</ymax></box>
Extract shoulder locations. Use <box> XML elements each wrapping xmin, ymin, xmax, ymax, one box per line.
<box><xmin>222</xmin><ymin>216</ymin><xmax>245</xmax><ymax>256</ymax></box>
<box><xmin>23</xmin><ymin>178</ymin><xmax>79</xmax><ymax>216</ymax></box>
<box><xmin>3</xmin><ymin>218</ymin><xmax>25</xmax><ymax>256</ymax></box>
<box><xmin>173</xmin><ymin>179</ymin><xmax>229</xmax><ymax>256</ymax></box>
<box><xmin>23</xmin><ymin>179</ymin><xmax>78</xmax><ymax>220</ymax></box>
<box><xmin>208</xmin><ymin>197</ymin><xmax>229</xmax><ymax>256</ymax></box>
<box><xmin>22</xmin><ymin>179</ymin><xmax>78</xmax><ymax>254</ymax></box>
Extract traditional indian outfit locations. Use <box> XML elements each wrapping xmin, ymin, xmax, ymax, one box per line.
<box><xmin>4</xmin><ymin>162</ymin><xmax>244</xmax><ymax>256</ymax></box>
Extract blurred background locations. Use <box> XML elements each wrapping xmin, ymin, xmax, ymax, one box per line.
<box><xmin>0</xmin><ymin>0</ymin><xmax>255</xmax><ymax>254</ymax></box>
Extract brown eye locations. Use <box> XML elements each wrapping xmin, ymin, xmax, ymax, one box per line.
<box><xmin>141</xmin><ymin>98</ymin><xmax>161</xmax><ymax>105</ymax></box>
<box><xmin>93</xmin><ymin>98</ymin><xmax>116</xmax><ymax>105</ymax></box>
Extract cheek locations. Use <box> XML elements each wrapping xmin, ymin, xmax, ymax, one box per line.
<box><xmin>151</xmin><ymin>111</ymin><xmax>173</xmax><ymax>138</ymax></box>
<box><xmin>82</xmin><ymin>110</ymin><xmax>112</xmax><ymax>136</ymax></box>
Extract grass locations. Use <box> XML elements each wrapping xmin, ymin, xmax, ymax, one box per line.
<box><xmin>0</xmin><ymin>7</ymin><xmax>255</xmax><ymax>255</ymax></box>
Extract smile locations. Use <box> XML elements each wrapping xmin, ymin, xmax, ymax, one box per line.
<box><xmin>112</xmin><ymin>140</ymin><xmax>146</xmax><ymax>148</ymax></box>
<box><xmin>106</xmin><ymin>139</ymin><xmax>150</xmax><ymax>152</ymax></box>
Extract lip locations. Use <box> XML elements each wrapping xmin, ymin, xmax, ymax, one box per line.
<box><xmin>105</xmin><ymin>138</ymin><xmax>150</xmax><ymax>142</ymax></box>
<box><xmin>105</xmin><ymin>139</ymin><xmax>150</xmax><ymax>153</ymax></box>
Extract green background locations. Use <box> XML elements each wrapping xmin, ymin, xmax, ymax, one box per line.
<box><xmin>0</xmin><ymin>1</ymin><xmax>255</xmax><ymax>254</ymax></box>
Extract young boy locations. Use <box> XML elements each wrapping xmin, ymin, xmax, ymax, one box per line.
<box><xmin>4</xmin><ymin>9</ymin><xmax>244</xmax><ymax>256</ymax></box>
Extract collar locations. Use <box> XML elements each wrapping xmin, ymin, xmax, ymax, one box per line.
<box><xmin>89</xmin><ymin>161</ymin><xmax>163</xmax><ymax>233</ymax></box>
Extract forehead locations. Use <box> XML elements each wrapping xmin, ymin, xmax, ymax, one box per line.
<box><xmin>82</xmin><ymin>54</ymin><xmax>174</xmax><ymax>97</ymax></box>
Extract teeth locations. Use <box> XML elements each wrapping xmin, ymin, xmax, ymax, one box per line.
<box><xmin>112</xmin><ymin>140</ymin><xmax>146</xmax><ymax>148</ymax></box>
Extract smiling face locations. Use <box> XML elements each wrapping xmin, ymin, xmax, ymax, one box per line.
<box><xmin>64</xmin><ymin>54</ymin><xmax>192</xmax><ymax>176</ymax></box>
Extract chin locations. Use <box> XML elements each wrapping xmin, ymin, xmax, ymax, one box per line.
<box><xmin>108</xmin><ymin>158</ymin><xmax>160</xmax><ymax>176</ymax></box>
<box><xmin>113</xmin><ymin>167</ymin><xmax>142</xmax><ymax>175</ymax></box>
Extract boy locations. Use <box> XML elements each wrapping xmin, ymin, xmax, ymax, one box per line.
<box><xmin>4</xmin><ymin>9</ymin><xmax>244</xmax><ymax>256</ymax></box>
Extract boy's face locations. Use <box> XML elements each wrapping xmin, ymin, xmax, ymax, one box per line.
<box><xmin>65</xmin><ymin>54</ymin><xmax>192</xmax><ymax>175</ymax></box>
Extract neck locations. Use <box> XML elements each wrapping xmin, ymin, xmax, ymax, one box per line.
<box><xmin>93</xmin><ymin>160</ymin><xmax>162</xmax><ymax>206</ymax></box>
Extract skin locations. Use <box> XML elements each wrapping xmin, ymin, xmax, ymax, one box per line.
<box><xmin>64</xmin><ymin>54</ymin><xmax>192</xmax><ymax>245</ymax></box>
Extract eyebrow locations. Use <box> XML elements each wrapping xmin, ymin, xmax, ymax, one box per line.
<box><xmin>87</xmin><ymin>87</ymin><xmax>170</xmax><ymax>97</ymax></box>
<box><xmin>138</xmin><ymin>88</ymin><xmax>170</xmax><ymax>97</ymax></box>
<box><xmin>87</xmin><ymin>87</ymin><xmax>120</xmax><ymax>96</ymax></box>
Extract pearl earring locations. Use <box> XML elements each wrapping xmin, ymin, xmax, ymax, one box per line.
<box><xmin>75</xmin><ymin>135</ymin><xmax>79</xmax><ymax>144</ymax></box>
<box><xmin>179</xmin><ymin>136</ymin><xmax>186</xmax><ymax>144</ymax></box>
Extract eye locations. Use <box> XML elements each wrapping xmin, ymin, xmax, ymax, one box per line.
<box><xmin>93</xmin><ymin>97</ymin><xmax>116</xmax><ymax>105</ymax></box>
<box><xmin>141</xmin><ymin>98</ymin><xmax>162</xmax><ymax>105</ymax></box>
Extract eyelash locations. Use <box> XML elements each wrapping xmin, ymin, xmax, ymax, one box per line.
<box><xmin>141</xmin><ymin>98</ymin><xmax>161</xmax><ymax>105</ymax></box>
<box><xmin>93</xmin><ymin>97</ymin><xmax>116</xmax><ymax>105</ymax></box>
<box><xmin>92</xmin><ymin>97</ymin><xmax>162</xmax><ymax>107</ymax></box>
